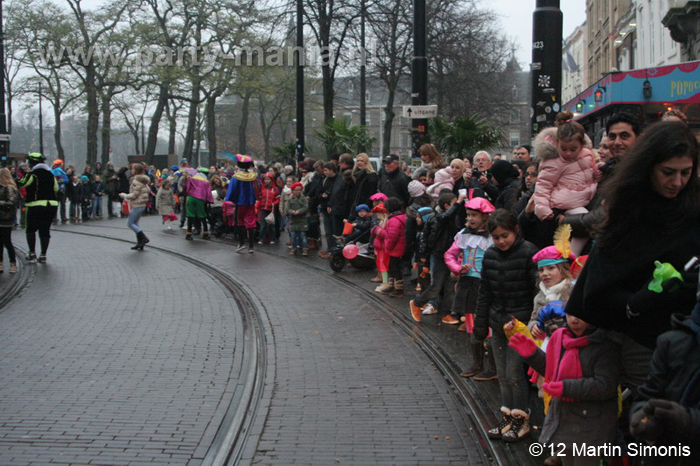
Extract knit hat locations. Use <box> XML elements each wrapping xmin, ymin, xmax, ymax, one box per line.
<box><xmin>80</xmin><ymin>175</ymin><xmax>89</xmax><ymax>182</ymax></box>
<box><xmin>408</xmin><ymin>180</ymin><xmax>426</xmax><ymax>198</ymax></box>
<box><xmin>532</xmin><ymin>245</ymin><xmax>576</xmax><ymax>268</ymax></box>
<box><xmin>298</xmin><ymin>161</ymin><xmax>311</xmax><ymax>171</ymax></box>
<box><xmin>370</xmin><ymin>193</ymin><xmax>388</xmax><ymax>201</ymax></box>
<box><xmin>53</xmin><ymin>159</ymin><xmax>63</xmax><ymax>167</ymax></box>
<box><xmin>355</xmin><ymin>204</ymin><xmax>370</xmax><ymax>213</ymax></box>
<box><xmin>291</xmin><ymin>182</ymin><xmax>303</xmax><ymax>191</ymax></box>
<box><xmin>464</xmin><ymin>197</ymin><xmax>495</xmax><ymax>214</ymax></box>
<box><xmin>171</xmin><ymin>165</ymin><xmax>179</xmax><ymax>171</ymax></box>
<box><xmin>197</xmin><ymin>167</ymin><xmax>209</xmax><ymax>173</ymax></box>
<box><xmin>489</xmin><ymin>159</ymin><xmax>520</xmax><ymax>185</ymax></box>
<box><xmin>371</xmin><ymin>205</ymin><xmax>387</xmax><ymax>214</ymax></box>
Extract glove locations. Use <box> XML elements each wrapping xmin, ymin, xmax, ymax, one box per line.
<box><xmin>647</xmin><ymin>399</ymin><xmax>692</xmax><ymax>441</ymax></box>
<box><xmin>543</xmin><ymin>381</ymin><xmax>564</xmax><ymax>398</ymax></box>
<box><xmin>508</xmin><ymin>333</ymin><xmax>537</xmax><ymax>358</ymax></box>
<box><xmin>630</xmin><ymin>403</ymin><xmax>663</xmax><ymax>441</ymax></box>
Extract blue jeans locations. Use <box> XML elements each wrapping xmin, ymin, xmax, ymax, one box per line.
<box><xmin>92</xmin><ymin>196</ymin><xmax>102</xmax><ymax>216</ymax></box>
<box><xmin>491</xmin><ymin>328</ymin><xmax>530</xmax><ymax>410</ymax></box>
<box><xmin>291</xmin><ymin>230</ymin><xmax>308</xmax><ymax>250</ymax></box>
<box><xmin>127</xmin><ymin>207</ymin><xmax>145</xmax><ymax>234</ymax></box>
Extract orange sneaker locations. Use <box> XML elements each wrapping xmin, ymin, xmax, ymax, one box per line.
<box><xmin>442</xmin><ymin>315</ymin><xmax>460</xmax><ymax>325</ymax></box>
<box><xmin>457</xmin><ymin>323</ymin><xmax>467</xmax><ymax>332</ymax></box>
<box><xmin>409</xmin><ymin>300</ymin><xmax>422</xmax><ymax>322</ymax></box>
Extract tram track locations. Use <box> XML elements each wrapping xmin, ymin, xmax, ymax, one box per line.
<box><xmin>48</xmin><ymin>224</ymin><xmax>533</xmax><ymax>465</ymax></box>
<box><xmin>46</xmin><ymin>229</ymin><xmax>270</xmax><ymax>466</ymax></box>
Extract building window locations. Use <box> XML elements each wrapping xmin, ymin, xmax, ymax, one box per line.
<box><xmin>343</xmin><ymin>113</ymin><xmax>352</xmax><ymax>125</ymax></box>
<box><xmin>510</xmin><ymin>130</ymin><xmax>519</xmax><ymax>147</ymax></box>
<box><xmin>510</xmin><ymin>109</ymin><xmax>520</xmax><ymax>124</ymax></box>
<box><xmin>401</xmin><ymin>132</ymin><xmax>410</xmax><ymax>149</ymax></box>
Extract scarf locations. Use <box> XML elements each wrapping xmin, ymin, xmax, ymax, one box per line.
<box><xmin>545</xmin><ymin>327</ymin><xmax>591</xmax><ymax>388</ymax></box>
<box><xmin>539</xmin><ymin>280</ymin><xmax>570</xmax><ymax>303</ymax></box>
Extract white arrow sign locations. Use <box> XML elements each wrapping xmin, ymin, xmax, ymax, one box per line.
<box><xmin>403</xmin><ymin>105</ymin><xmax>438</xmax><ymax>119</ymax></box>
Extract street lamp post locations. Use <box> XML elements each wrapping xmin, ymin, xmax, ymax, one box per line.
<box><xmin>530</xmin><ymin>0</ymin><xmax>562</xmax><ymax>134</ymax></box>
<box><xmin>411</xmin><ymin>0</ymin><xmax>428</xmax><ymax>157</ymax></box>
<box><xmin>0</xmin><ymin>0</ymin><xmax>10</xmax><ymax>167</ymax></box>
<box><xmin>295</xmin><ymin>0</ymin><xmax>305</xmax><ymax>163</ymax></box>
<box><xmin>39</xmin><ymin>82</ymin><xmax>44</xmax><ymax>156</ymax></box>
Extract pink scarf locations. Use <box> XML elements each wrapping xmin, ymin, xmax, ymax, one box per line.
<box><xmin>545</xmin><ymin>327</ymin><xmax>590</xmax><ymax>384</ymax></box>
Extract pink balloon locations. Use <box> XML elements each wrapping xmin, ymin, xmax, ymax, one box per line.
<box><xmin>342</xmin><ymin>244</ymin><xmax>359</xmax><ymax>260</ymax></box>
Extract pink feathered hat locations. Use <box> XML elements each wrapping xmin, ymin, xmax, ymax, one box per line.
<box><xmin>464</xmin><ymin>197</ymin><xmax>495</xmax><ymax>214</ymax></box>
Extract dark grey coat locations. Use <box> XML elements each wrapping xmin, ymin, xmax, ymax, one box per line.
<box><xmin>524</xmin><ymin>327</ymin><xmax>621</xmax><ymax>447</ymax></box>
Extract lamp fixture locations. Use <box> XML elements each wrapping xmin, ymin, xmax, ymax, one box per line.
<box><xmin>643</xmin><ymin>79</ymin><xmax>652</xmax><ymax>99</ymax></box>
<box><xmin>594</xmin><ymin>85</ymin><xmax>606</xmax><ymax>103</ymax></box>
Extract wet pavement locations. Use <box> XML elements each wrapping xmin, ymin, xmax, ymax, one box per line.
<box><xmin>0</xmin><ymin>214</ymin><xmax>541</xmax><ymax>465</ymax></box>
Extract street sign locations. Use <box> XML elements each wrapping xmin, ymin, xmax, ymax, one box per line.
<box><xmin>0</xmin><ymin>134</ymin><xmax>10</xmax><ymax>142</ymax></box>
<box><xmin>402</xmin><ymin>105</ymin><xmax>438</xmax><ymax>119</ymax></box>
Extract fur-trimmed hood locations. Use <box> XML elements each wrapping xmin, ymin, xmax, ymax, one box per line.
<box><xmin>534</xmin><ymin>127</ymin><xmax>593</xmax><ymax>161</ymax></box>
<box><xmin>132</xmin><ymin>174</ymin><xmax>151</xmax><ymax>186</ymax></box>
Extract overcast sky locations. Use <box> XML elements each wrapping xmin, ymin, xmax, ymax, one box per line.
<box><xmin>487</xmin><ymin>0</ymin><xmax>587</xmax><ymax>68</ymax></box>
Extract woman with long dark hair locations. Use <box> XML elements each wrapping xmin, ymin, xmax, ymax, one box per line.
<box><xmin>565</xmin><ymin>120</ymin><xmax>700</xmax><ymax>388</ymax></box>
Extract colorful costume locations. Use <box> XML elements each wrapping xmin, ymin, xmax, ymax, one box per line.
<box><xmin>183</xmin><ymin>169</ymin><xmax>214</xmax><ymax>240</ymax></box>
<box><xmin>225</xmin><ymin>155</ymin><xmax>260</xmax><ymax>252</ymax></box>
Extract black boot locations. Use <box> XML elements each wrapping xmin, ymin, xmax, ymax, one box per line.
<box><xmin>131</xmin><ymin>232</ymin><xmax>142</xmax><ymax>250</ymax></box>
<box><xmin>474</xmin><ymin>339</ymin><xmax>498</xmax><ymax>381</ymax></box>
<box><xmin>247</xmin><ymin>228</ymin><xmax>255</xmax><ymax>253</ymax></box>
<box><xmin>132</xmin><ymin>231</ymin><xmax>149</xmax><ymax>250</ymax></box>
<box><xmin>461</xmin><ymin>341</ymin><xmax>485</xmax><ymax>378</ymax></box>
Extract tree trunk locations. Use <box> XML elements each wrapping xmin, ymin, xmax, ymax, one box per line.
<box><xmin>100</xmin><ymin>91</ymin><xmax>112</xmax><ymax>164</ymax></box>
<box><xmin>206</xmin><ymin>96</ymin><xmax>217</xmax><ymax>166</ymax></box>
<box><xmin>383</xmin><ymin>107</ymin><xmax>394</xmax><ymax>157</ymax></box>
<box><xmin>85</xmin><ymin>67</ymin><xmax>99</xmax><ymax>166</ymax></box>
<box><xmin>145</xmin><ymin>83</ymin><xmax>169</xmax><ymax>166</ymax></box>
<box><xmin>182</xmin><ymin>78</ymin><xmax>201</xmax><ymax>161</ymax></box>
<box><xmin>52</xmin><ymin>104</ymin><xmax>65</xmax><ymax>160</ymax></box>
<box><xmin>238</xmin><ymin>90</ymin><xmax>252</xmax><ymax>155</ymax></box>
<box><xmin>259</xmin><ymin>110</ymin><xmax>271</xmax><ymax>161</ymax></box>
<box><xmin>167</xmin><ymin>102</ymin><xmax>177</xmax><ymax>155</ymax></box>
<box><xmin>322</xmin><ymin>64</ymin><xmax>334</xmax><ymax>124</ymax></box>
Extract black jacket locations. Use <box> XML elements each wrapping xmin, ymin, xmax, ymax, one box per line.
<box><xmin>418</xmin><ymin>203</ymin><xmax>461</xmax><ymax>261</ymax></box>
<box><xmin>378</xmin><ymin>168</ymin><xmax>411</xmax><ymax>206</ymax></box>
<box><xmin>304</xmin><ymin>173</ymin><xmax>323</xmax><ymax>214</ymax></box>
<box><xmin>0</xmin><ymin>185</ymin><xmax>18</xmax><ymax>225</ymax></box>
<box><xmin>565</xmin><ymin>208</ymin><xmax>700</xmax><ymax>349</ymax></box>
<box><xmin>474</xmin><ymin>237</ymin><xmax>539</xmax><ymax>339</ymax></box>
<box><xmin>631</xmin><ymin>314</ymin><xmax>700</xmax><ymax>464</ymax></box>
<box><xmin>19</xmin><ymin>166</ymin><xmax>58</xmax><ymax>204</ymax></box>
<box><xmin>348</xmin><ymin>169</ymin><xmax>378</xmax><ymax>220</ymax></box>
<box><xmin>322</xmin><ymin>174</ymin><xmax>345</xmax><ymax>215</ymax></box>
<box><xmin>66</xmin><ymin>182</ymin><xmax>84</xmax><ymax>203</ymax></box>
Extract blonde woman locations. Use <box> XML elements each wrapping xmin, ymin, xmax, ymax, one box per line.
<box><xmin>0</xmin><ymin>168</ymin><xmax>18</xmax><ymax>273</ymax></box>
<box><xmin>350</xmin><ymin>153</ymin><xmax>378</xmax><ymax>220</ymax></box>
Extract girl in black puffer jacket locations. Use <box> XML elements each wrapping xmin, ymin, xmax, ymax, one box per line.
<box><xmin>473</xmin><ymin>209</ymin><xmax>539</xmax><ymax>443</ymax></box>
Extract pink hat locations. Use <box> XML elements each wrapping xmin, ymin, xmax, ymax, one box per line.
<box><xmin>236</xmin><ymin>154</ymin><xmax>252</xmax><ymax>163</ymax></box>
<box><xmin>370</xmin><ymin>192</ymin><xmax>389</xmax><ymax>201</ymax></box>
<box><xmin>464</xmin><ymin>197</ymin><xmax>495</xmax><ymax>214</ymax></box>
<box><xmin>532</xmin><ymin>245</ymin><xmax>576</xmax><ymax>268</ymax></box>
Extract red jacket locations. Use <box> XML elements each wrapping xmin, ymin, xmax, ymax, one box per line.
<box><xmin>384</xmin><ymin>212</ymin><xmax>406</xmax><ymax>257</ymax></box>
<box><xmin>259</xmin><ymin>184</ymin><xmax>280</xmax><ymax>211</ymax></box>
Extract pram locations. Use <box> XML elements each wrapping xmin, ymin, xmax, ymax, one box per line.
<box><xmin>212</xmin><ymin>201</ymin><xmax>237</xmax><ymax>238</ymax></box>
<box><xmin>329</xmin><ymin>241</ymin><xmax>376</xmax><ymax>272</ymax></box>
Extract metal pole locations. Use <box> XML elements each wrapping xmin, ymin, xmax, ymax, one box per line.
<box><xmin>379</xmin><ymin>107</ymin><xmax>383</xmax><ymax>156</ymax></box>
<box><xmin>530</xmin><ymin>0</ymin><xmax>562</xmax><ymax>134</ymax></box>
<box><xmin>359</xmin><ymin>0</ymin><xmax>366</xmax><ymax>127</ymax></box>
<box><xmin>39</xmin><ymin>82</ymin><xmax>44</xmax><ymax>156</ymax></box>
<box><xmin>295</xmin><ymin>0</ymin><xmax>305</xmax><ymax>163</ymax></box>
<box><xmin>411</xmin><ymin>0</ymin><xmax>428</xmax><ymax>158</ymax></box>
<box><xmin>0</xmin><ymin>0</ymin><xmax>8</xmax><ymax>167</ymax></box>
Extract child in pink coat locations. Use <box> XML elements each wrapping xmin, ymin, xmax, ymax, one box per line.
<box><xmin>532</xmin><ymin>111</ymin><xmax>597</xmax><ymax>254</ymax></box>
<box><xmin>426</xmin><ymin>166</ymin><xmax>455</xmax><ymax>203</ymax></box>
<box><xmin>381</xmin><ymin>197</ymin><xmax>407</xmax><ymax>298</ymax></box>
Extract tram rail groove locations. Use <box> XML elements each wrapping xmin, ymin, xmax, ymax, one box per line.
<box><xmin>50</xmin><ymin>229</ymin><xmax>269</xmax><ymax>466</ymax></box>
<box><xmin>0</xmin><ymin>247</ymin><xmax>36</xmax><ymax>314</ymax></box>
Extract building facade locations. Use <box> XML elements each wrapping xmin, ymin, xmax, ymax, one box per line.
<box><xmin>562</xmin><ymin>24</ymin><xmax>589</xmax><ymax>104</ymax></box>
<box><xmin>662</xmin><ymin>0</ymin><xmax>700</xmax><ymax>61</ymax></box>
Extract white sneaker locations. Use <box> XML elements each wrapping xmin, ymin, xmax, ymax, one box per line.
<box><xmin>270</xmin><ymin>241</ymin><xmax>275</xmax><ymax>245</ymax></box>
<box><xmin>422</xmin><ymin>303</ymin><xmax>438</xmax><ymax>315</ymax></box>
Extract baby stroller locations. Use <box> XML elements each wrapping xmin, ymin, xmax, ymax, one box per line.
<box><xmin>212</xmin><ymin>201</ymin><xmax>237</xmax><ymax>238</ymax></box>
<box><xmin>329</xmin><ymin>241</ymin><xmax>376</xmax><ymax>272</ymax></box>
